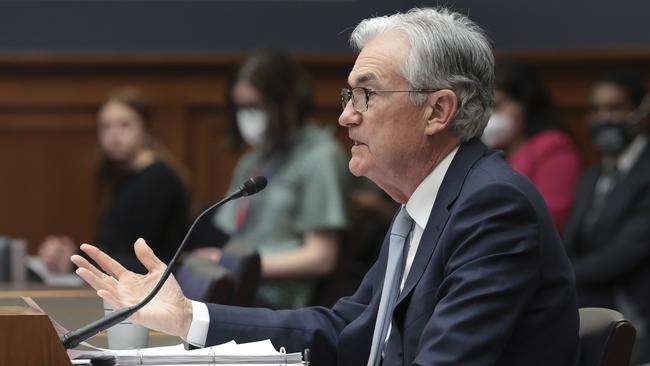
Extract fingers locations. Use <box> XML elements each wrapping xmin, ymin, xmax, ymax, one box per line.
<box><xmin>70</xmin><ymin>254</ymin><xmax>101</xmax><ymax>276</ymax></box>
<box><xmin>79</xmin><ymin>243</ymin><xmax>128</xmax><ymax>279</ymax></box>
<box><xmin>134</xmin><ymin>238</ymin><xmax>166</xmax><ymax>272</ymax></box>
<box><xmin>71</xmin><ymin>254</ymin><xmax>118</xmax><ymax>289</ymax></box>
<box><xmin>75</xmin><ymin>267</ymin><xmax>114</xmax><ymax>294</ymax></box>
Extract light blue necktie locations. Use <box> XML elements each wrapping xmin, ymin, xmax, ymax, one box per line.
<box><xmin>367</xmin><ymin>206</ymin><xmax>414</xmax><ymax>366</ymax></box>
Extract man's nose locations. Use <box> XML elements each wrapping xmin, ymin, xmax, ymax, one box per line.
<box><xmin>338</xmin><ymin>102</ymin><xmax>361</xmax><ymax>127</ymax></box>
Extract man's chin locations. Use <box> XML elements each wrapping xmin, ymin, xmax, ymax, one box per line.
<box><xmin>348</xmin><ymin>158</ymin><xmax>368</xmax><ymax>177</ymax></box>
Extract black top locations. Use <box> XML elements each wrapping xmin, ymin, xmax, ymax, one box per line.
<box><xmin>95</xmin><ymin>161</ymin><xmax>188</xmax><ymax>273</ymax></box>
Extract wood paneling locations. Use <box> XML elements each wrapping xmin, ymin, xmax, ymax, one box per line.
<box><xmin>0</xmin><ymin>109</ymin><xmax>96</xmax><ymax>248</ymax></box>
<box><xmin>0</xmin><ymin>51</ymin><xmax>648</xmax><ymax>253</ymax></box>
<box><xmin>0</xmin><ymin>53</ymin><xmax>353</xmax><ymax>252</ymax></box>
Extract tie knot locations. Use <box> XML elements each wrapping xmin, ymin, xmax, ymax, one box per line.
<box><xmin>391</xmin><ymin>206</ymin><xmax>413</xmax><ymax>238</ymax></box>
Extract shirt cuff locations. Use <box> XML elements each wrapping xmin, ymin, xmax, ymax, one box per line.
<box><xmin>183</xmin><ymin>300</ymin><xmax>210</xmax><ymax>347</ymax></box>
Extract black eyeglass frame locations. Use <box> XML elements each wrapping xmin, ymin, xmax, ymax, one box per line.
<box><xmin>340</xmin><ymin>87</ymin><xmax>441</xmax><ymax>112</ymax></box>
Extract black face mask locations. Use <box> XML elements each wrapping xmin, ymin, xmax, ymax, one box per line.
<box><xmin>588</xmin><ymin>121</ymin><xmax>635</xmax><ymax>157</ymax></box>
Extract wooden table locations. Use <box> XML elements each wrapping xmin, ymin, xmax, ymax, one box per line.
<box><xmin>0</xmin><ymin>284</ymin><xmax>182</xmax><ymax>348</ymax></box>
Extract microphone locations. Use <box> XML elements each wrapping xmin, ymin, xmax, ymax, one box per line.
<box><xmin>62</xmin><ymin>175</ymin><xmax>268</xmax><ymax>350</ymax></box>
<box><xmin>235</xmin><ymin>175</ymin><xmax>267</xmax><ymax>197</ymax></box>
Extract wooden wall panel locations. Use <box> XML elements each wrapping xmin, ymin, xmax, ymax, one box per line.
<box><xmin>0</xmin><ymin>109</ymin><xmax>96</xmax><ymax>248</ymax></box>
<box><xmin>0</xmin><ymin>58</ymin><xmax>239</xmax><ymax>251</ymax></box>
<box><xmin>0</xmin><ymin>51</ymin><xmax>647</xmax><ymax>253</ymax></box>
<box><xmin>186</xmin><ymin>108</ymin><xmax>242</xmax><ymax>208</ymax></box>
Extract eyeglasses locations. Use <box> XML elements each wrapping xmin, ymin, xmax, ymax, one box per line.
<box><xmin>340</xmin><ymin>87</ymin><xmax>440</xmax><ymax>112</ymax></box>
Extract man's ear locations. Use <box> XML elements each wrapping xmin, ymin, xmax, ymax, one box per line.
<box><xmin>424</xmin><ymin>90</ymin><xmax>458</xmax><ymax>136</ymax></box>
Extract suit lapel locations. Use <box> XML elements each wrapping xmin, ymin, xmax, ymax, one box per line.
<box><xmin>396</xmin><ymin>139</ymin><xmax>487</xmax><ymax>305</ymax></box>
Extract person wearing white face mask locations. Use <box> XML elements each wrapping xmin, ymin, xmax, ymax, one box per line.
<box><xmin>481</xmin><ymin>111</ymin><xmax>517</xmax><ymax>149</ymax></box>
<box><xmin>236</xmin><ymin>108</ymin><xmax>268</xmax><ymax>147</ymax></box>
<box><xmin>563</xmin><ymin>73</ymin><xmax>650</xmax><ymax>365</ymax></box>
<box><xmin>482</xmin><ymin>62</ymin><xmax>582</xmax><ymax>230</ymax></box>
<box><xmin>193</xmin><ymin>50</ymin><xmax>349</xmax><ymax>309</ymax></box>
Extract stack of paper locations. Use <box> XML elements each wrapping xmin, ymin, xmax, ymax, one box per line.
<box><xmin>21</xmin><ymin>297</ymin><xmax>304</xmax><ymax>365</ymax></box>
<box><xmin>70</xmin><ymin>339</ymin><xmax>304</xmax><ymax>365</ymax></box>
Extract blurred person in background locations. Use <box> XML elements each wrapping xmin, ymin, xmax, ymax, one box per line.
<box><xmin>563</xmin><ymin>72</ymin><xmax>650</xmax><ymax>364</ymax></box>
<box><xmin>482</xmin><ymin>62</ymin><xmax>582</xmax><ymax>230</ymax></box>
<box><xmin>39</xmin><ymin>87</ymin><xmax>189</xmax><ymax>274</ymax></box>
<box><xmin>193</xmin><ymin>50</ymin><xmax>349</xmax><ymax>309</ymax></box>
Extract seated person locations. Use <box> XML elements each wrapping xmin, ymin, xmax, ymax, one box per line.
<box><xmin>563</xmin><ymin>72</ymin><xmax>650</xmax><ymax>364</ymax></box>
<box><xmin>39</xmin><ymin>87</ymin><xmax>189</xmax><ymax>274</ymax></box>
<box><xmin>194</xmin><ymin>50</ymin><xmax>349</xmax><ymax>309</ymax></box>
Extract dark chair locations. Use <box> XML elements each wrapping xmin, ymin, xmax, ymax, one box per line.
<box><xmin>218</xmin><ymin>245</ymin><xmax>261</xmax><ymax>306</ymax></box>
<box><xmin>579</xmin><ymin>307</ymin><xmax>636</xmax><ymax>366</ymax></box>
<box><xmin>176</xmin><ymin>255</ymin><xmax>234</xmax><ymax>304</ymax></box>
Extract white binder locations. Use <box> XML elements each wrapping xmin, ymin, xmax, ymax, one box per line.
<box><xmin>69</xmin><ymin>340</ymin><xmax>306</xmax><ymax>365</ymax></box>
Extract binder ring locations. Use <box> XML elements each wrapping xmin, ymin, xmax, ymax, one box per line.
<box><xmin>209</xmin><ymin>346</ymin><xmax>216</xmax><ymax>366</ymax></box>
<box><xmin>280</xmin><ymin>346</ymin><xmax>287</xmax><ymax>365</ymax></box>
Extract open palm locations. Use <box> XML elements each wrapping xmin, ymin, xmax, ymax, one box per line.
<box><xmin>71</xmin><ymin>239</ymin><xmax>193</xmax><ymax>338</ymax></box>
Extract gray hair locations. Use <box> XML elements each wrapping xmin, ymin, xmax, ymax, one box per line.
<box><xmin>350</xmin><ymin>7</ymin><xmax>494</xmax><ymax>141</ymax></box>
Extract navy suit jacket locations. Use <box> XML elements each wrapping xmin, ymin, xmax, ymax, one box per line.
<box><xmin>205</xmin><ymin>139</ymin><xmax>579</xmax><ymax>366</ymax></box>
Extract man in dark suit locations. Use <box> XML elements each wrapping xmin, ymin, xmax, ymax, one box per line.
<box><xmin>72</xmin><ymin>7</ymin><xmax>579</xmax><ymax>366</ymax></box>
<box><xmin>563</xmin><ymin>73</ymin><xmax>650</xmax><ymax>364</ymax></box>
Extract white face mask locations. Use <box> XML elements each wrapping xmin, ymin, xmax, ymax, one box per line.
<box><xmin>236</xmin><ymin>108</ymin><xmax>268</xmax><ymax>147</ymax></box>
<box><xmin>481</xmin><ymin>112</ymin><xmax>517</xmax><ymax>149</ymax></box>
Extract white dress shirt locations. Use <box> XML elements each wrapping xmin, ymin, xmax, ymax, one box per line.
<box><xmin>185</xmin><ymin>145</ymin><xmax>460</xmax><ymax>347</ymax></box>
<box><xmin>383</xmin><ymin>145</ymin><xmax>458</xmax><ymax>347</ymax></box>
<box><xmin>401</xmin><ymin>146</ymin><xmax>458</xmax><ymax>291</ymax></box>
<box><xmin>186</xmin><ymin>300</ymin><xmax>210</xmax><ymax>347</ymax></box>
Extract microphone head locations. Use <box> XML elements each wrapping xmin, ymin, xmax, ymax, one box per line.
<box><xmin>241</xmin><ymin>176</ymin><xmax>267</xmax><ymax>196</ymax></box>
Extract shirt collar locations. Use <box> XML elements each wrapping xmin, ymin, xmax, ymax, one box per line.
<box><xmin>405</xmin><ymin>146</ymin><xmax>460</xmax><ymax>230</ymax></box>
<box><xmin>616</xmin><ymin>134</ymin><xmax>648</xmax><ymax>174</ymax></box>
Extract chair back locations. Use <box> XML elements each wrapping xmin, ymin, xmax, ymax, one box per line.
<box><xmin>218</xmin><ymin>245</ymin><xmax>261</xmax><ymax>306</ymax></box>
<box><xmin>176</xmin><ymin>255</ymin><xmax>234</xmax><ymax>304</ymax></box>
<box><xmin>579</xmin><ymin>307</ymin><xmax>636</xmax><ymax>366</ymax></box>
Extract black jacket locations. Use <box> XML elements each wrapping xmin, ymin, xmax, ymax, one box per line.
<box><xmin>564</xmin><ymin>139</ymin><xmax>650</xmax><ymax>323</ymax></box>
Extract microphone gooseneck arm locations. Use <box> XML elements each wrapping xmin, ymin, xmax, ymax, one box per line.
<box><xmin>62</xmin><ymin>176</ymin><xmax>267</xmax><ymax>350</ymax></box>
